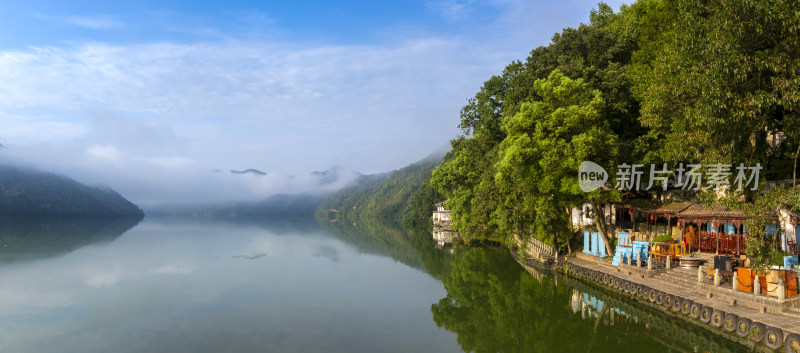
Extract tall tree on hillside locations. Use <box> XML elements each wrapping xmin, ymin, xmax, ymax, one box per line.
<box><xmin>432</xmin><ymin>3</ymin><xmax>643</xmax><ymax>245</ymax></box>
<box><xmin>633</xmin><ymin>0</ymin><xmax>800</xmax><ymax>181</ymax></box>
<box><xmin>495</xmin><ymin>70</ymin><xmax>619</xmax><ymax>255</ymax></box>
<box><xmin>431</xmin><ymin>65</ymin><xmax>520</xmax><ymax>240</ymax></box>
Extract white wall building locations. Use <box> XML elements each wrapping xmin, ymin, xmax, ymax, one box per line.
<box><xmin>433</xmin><ymin>202</ymin><xmax>451</xmax><ymax>222</ymax></box>
<box><xmin>571</xmin><ymin>202</ymin><xmax>615</xmax><ymax>229</ymax></box>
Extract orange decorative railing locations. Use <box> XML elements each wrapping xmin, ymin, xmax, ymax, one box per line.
<box><xmin>695</xmin><ymin>231</ymin><xmax>747</xmax><ymax>255</ymax></box>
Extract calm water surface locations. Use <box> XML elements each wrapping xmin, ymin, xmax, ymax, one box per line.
<box><xmin>0</xmin><ymin>217</ymin><xmax>743</xmax><ymax>352</ymax></box>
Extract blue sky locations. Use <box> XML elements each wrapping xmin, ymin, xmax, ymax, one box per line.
<box><xmin>0</xmin><ymin>0</ymin><xmax>626</xmax><ymax>204</ymax></box>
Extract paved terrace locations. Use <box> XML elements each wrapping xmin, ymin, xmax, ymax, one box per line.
<box><xmin>564</xmin><ymin>252</ymin><xmax>800</xmax><ymax>351</ymax></box>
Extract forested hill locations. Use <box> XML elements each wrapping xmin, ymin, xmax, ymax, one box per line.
<box><xmin>429</xmin><ymin>0</ymin><xmax>800</xmax><ymax>251</ymax></box>
<box><xmin>0</xmin><ymin>165</ymin><xmax>144</xmax><ymax>218</ymax></box>
<box><xmin>316</xmin><ymin>151</ymin><xmax>445</xmax><ymax>224</ymax></box>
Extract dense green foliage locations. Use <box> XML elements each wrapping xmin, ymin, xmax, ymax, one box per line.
<box><xmin>318</xmin><ymin>152</ymin><xmax>445</xmax><ymax>223</ymax></box>
<box><xmin>0</xmin><ymin>165</ymin><xmax>144</xmax><ymax>218</ymax></box>
<box><xmin>651</xmin><ymin>234</ymin><xmax>673</xmax><ymax>243</ymax></box>
<box><xmin>430</xmin><ymin>0</ymin><xmax>800</xmax><ymax>257</ymax></box>
<box><xmin>743</xmin><ymin>188</ymin><xmax>800</xmax><ymax>272</ymax></box>
<box><xmin>402</xmin><ymin>170</ymin><xmax>444</xmax><ymax>226</ymax></box>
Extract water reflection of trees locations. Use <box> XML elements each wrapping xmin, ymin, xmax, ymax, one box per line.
<box><xmin>431</xmin><ymin>247</ymin><xmax>742</xmax><ymax>353</ymax></box>
<box><xmin>0</xmin><ymin>216</ymin><xmax>141</xmax><ymax>263</ymax></box>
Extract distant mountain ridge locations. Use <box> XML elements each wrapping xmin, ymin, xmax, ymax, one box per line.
<box><xmin>230</xmin><ymin>169</ymin><xmax>266</xmax><ymax>176</ymax></box>
<box><xmin>311</xmin><ymin>166</ymin><xmax>362</xmax><ymax>185</ymax></box>
<box><xmin>146</xmin><ymin>152</ymin><xmax>445</xmax><ymax>222</ymax></box>
<box><xmin>0</xmin><ymin>165</ymin><xmax>144</xmax><ymax>218</ymax></box>
<box><xmin>316</xmin><ymin>149</ymin><xmax>446</xmax><ymax>222</ymax></box>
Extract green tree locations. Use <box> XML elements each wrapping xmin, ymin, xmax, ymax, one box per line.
<box><xmin>743</xmin><ymin>187</ymin><xmax>800</xmax><ymax>273</ymax></box>
<box><xmin>431</xmin><ymin>3</ymin><xmax>642</xmax><ymax>247</ymax></box>
<box><xmin>633</xmin><ymin>0</ymin><xmax>800</xmax><ymax>179</ymax></box>
<box><xmin>495</xmin><ymin>69</ymin><xmax>620</xmax><ymax>255</ymax></box>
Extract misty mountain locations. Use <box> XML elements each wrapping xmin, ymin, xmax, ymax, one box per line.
<box><xmin>0</xmin><ymin>165</ymin><xmax>144</xmax><ymax>218</ymax></box>
<box><xmin>147</xmin><ymin>166</ymin><xmax>365</xmax><ymax>217</ymax></box>
<box><xmin>310</xmin><ymin>166</ymin><xmax>362</xmax><ymax>185</ymax></box>
<box><xmin>316</xmin><ymin>149</ymin><xmax>446</xmax><ymax>221</ymax></box>
<box><xmin>147</xmin><ymin>151</ymin><xmax>446</xmax><ymax>220</ymax></box>
<box><xmin>230</xmin><ymin>169</ymin><xmax>266</xmax><ymax>176</ymax></box>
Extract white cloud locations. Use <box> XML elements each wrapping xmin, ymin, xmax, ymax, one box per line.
<box><xmin>0</xmin><ymin>37</ymin><xmax>496</xmax><ymax>200</ymax></box>
<box><xmin>135</xmin><ymin>156</ymin><xmax>196</xmax><ymax>169</ymax></box>
<box><xmin>35</xmin><ymin>14</ymin><xmax>124</xmax><ymax>30</ymax></box>
<box><xmin>86</xmin><ymin>144</ymin><xmax>120</xmax><ymax>160</ymax></box>
<box><xmin>68</xmin><ymin>15</ymin><xmax>124</xmax><ymax>30</ymax></box>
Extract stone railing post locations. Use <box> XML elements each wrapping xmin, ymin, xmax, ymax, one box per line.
<box><xmin>698</xmin><ymin>265</ymin><xmax>704</xmax><ymax>283</ymax></box>
<box><xmin>732</xmin><ymin>270</ymin><xmax>738</xmax><ymax>291</ymax></box>
<box><xmin>754</xmin><ymin>274</ymin><xmax>760</xmax><ymax>295</ymax></box>
<box><xmin>779</xmin><ymin>277</ymin><xmax>786</xmax><ymax>301</ymax></box>
<box><xmin>627</xmin><ymin>252</ymin><xmax>632</xmax><ymax>266</ymax></box>
<box><xmin>637</xmin><ymin>253</ymin><xmax>642</xmax><ymax>268</ymax></box>
<box><xmin>647</xmin><ymin>258</ymin><xmax>653</xmax><ymax>270</ymax></box>
<box><xmin>714</xmin><ymin>269</ymin><xmax>720</xmax><ymax>286</ymax></box>
<box><xmin>666</xmin><ymin>256</ymin><xmax>671</xmax><ymax>269</ymax></box>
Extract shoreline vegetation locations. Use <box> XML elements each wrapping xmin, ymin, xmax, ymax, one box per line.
<box><xmin>424</xmin><ymin>0</ymin><xmax>800</xmax><ymax>273</ymax></box>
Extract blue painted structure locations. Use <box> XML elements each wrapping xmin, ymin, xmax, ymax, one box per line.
<box><xmin>796</xmin><ymin>225</ymin><xmax>800</xmax><ymax>245</ymax></box>
<box><xmin>632</xmin><ymin>241</ymin><xmax>649</xmax><ymax>262</ymax></box>
<box><xmin>611</xmin><ymin>246</ymin><xmax>631</xmax><ymax>266</ymax></box>
<box><xmin>583</xmin><ymin>231</ymin><xmax>590</xmax><ymax>254</ymax></box>
<box><xmin>618</xmin><ymin>232</ymin><xmax>630</xmax><ymax>246</ymax></box>
<box><xmin>785</xmin><ymin>255</ymin><xmax>799</xmax><ymax>269</ymax></box>
<box><xmin>582</xmin><ymin>231</ymin><xmax>607</xmax><ymax>257</ymax></box>
<box><xmin>611</xmin><ymin>232</ymin><xmax>644</xmax><ymax>266</ymax></box>
<box><xmin>611</xmin><ymin>240</ymin><xmax>649</xmax><ymax>266</ymax></box>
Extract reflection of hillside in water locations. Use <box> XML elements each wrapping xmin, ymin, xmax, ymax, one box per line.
<box><xmin>0</xmin><ymin>216</ymin><xmax>142</xmax><ymax>263</ymax></box>
<box><xmin>432</xmin><ymin>247</ymin><xmax>744</xmax><ymax>353</ymax></box>
<box><xmin>317</xmin><ymin>218</ymin><xmax>455</xmax><ymax>279</ymax></box>
<box><xmin>146</xmin><ymin>214</ymin><xmax>455</xmax><ymax>280</ymax></box>
<box><xmin>318</xmin><ymin>218</ymin><xmax>425</xmax><ymax>270</ymax></box>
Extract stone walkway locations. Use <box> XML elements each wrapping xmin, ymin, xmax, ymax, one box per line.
<box><xmin>565</xmin><ymin>253</ymin><xmax>800</xmax><ymax>352</ymax></box>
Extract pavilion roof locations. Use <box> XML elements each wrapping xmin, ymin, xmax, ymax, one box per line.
<box><xmin>676</xmin><ymin>202</ymin><xmax>748</xmax><ymax>220</ymax></box>
<box><xmin>619</xmin><ymin>199</ymin><xmax>693</xmax><ymax>215</ymax></box>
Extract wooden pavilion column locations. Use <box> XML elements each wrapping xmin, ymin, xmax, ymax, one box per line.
<box><xmin>735</xmin><ymin>220</ymin><xmax>741</xmax><ymax>256</ymax></box>
<box><xmin>668</xmin><ymin>215</ymin><xmax>672</xmax><ymax>238</ymax></box>
<box><xmin>696</xmin><ymin>219</ymin><xmax>701</xmax><ymax>252</ymax></box>
<box><xmin>714</xmin><ymin>219</ymin><xmax>719</xmax><ymax>255</ymax></box>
